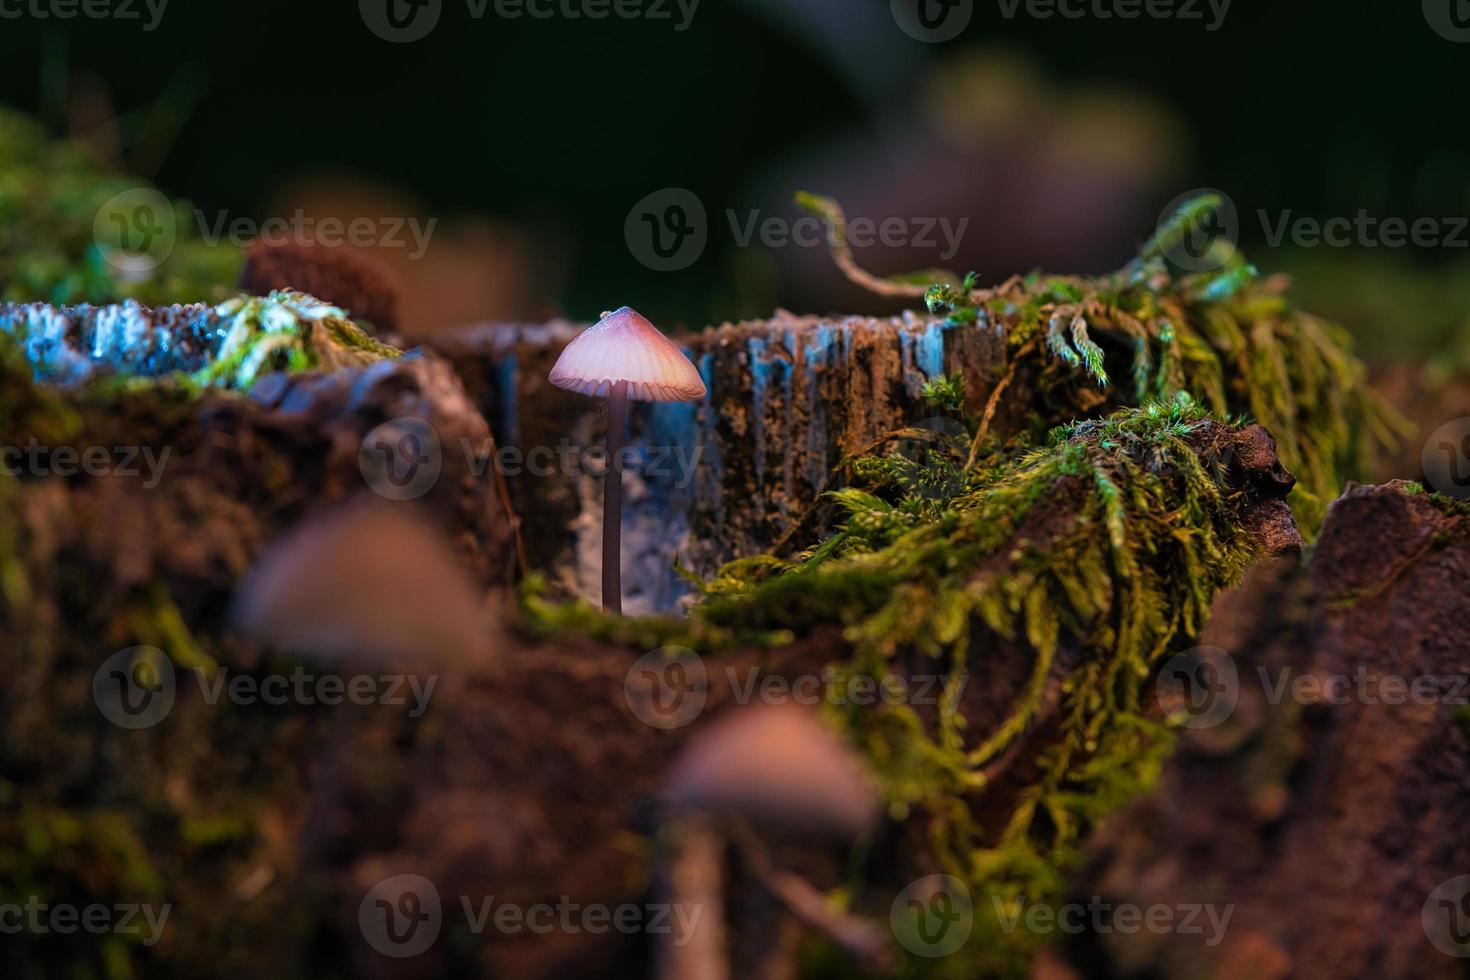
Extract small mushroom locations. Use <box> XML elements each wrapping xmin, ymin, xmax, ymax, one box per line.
<box><xmin>547</xmin><ymin>307</ymin><xmax>705</xmax><ymax>614</ymax></box>
<box><xmin>656</xmin><ymin>704</ymin><xmax>882</xmax><ymax>979</ymax></box>
<box><xmin>228</xmin><ymin>500</ymin><xmax>490</xmax><ymax>666</ymax></box>
<box><xmin>663</xmin><ymin>703</ymin><xmax>879</xmax><ymax>838</ymax></box>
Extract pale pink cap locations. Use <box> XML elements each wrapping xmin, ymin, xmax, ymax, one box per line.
<box><xmin>548</xmin><ymin>306</ymin><xmax>707</xmax><ymax>401</ymax></box>
<box><xmin>663</xmin><ymin>703</ymin><xmax>880</xmax><ymax>837</ymax></box>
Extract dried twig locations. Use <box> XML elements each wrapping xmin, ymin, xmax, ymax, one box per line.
<box><xmin>965</xmin><ymin>338</ymin><xmax>1038</xmax><ymax>472</ymax></box>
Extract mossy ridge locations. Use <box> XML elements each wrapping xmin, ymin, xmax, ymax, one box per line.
<box><xmin>798</xmin><ymin>190</ymin><xmax>1405</xmax><ymax>535</ymax></box>
<box><xmin>0</xmin><ymin>302</ymin><xmax>388</xmax><ymax>980</ymax></box>
<box><xmin>528</xmin><ymin>400</ymin><xmax>1264</xmax><ymax>975</ymax></box>
<box><xmin>0</xmin><ymin>289</ymin><xmax>400</xmax><ymax>393</ymax></box>
<box><xmin>0</xmin><ymin>333</ymin><xmax>327</xmax><ymax>977</ymax></box>
<box><xmin>194</xmin><ymin>291</ymin><xmax>400</xmax><ymax>390</ymax></box>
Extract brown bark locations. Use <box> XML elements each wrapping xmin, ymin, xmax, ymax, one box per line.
<box><xmin>1065</xmin><ymin>483</ymin><xmax>1470</xmax><ymax>979</ymax></box>
<box><xmin>276</xmin><ymin>423</ymin><xmax>1300</xmax><ymax>979</ymax></box>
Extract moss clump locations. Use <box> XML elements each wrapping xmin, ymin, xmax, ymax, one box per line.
<box><xmin>0</xmin><ymin>317</ymin><xmax>388</xmax><ymax>979</ymax></box>
<box><xmin>0</xmin><ymin>109</ymin><xmax>242</xmax><ymax>307</ymax></box>
<box><xmin>529</xmin><ymin>193</ymin><xmax>1395</xmax><ymax>975</ymax></box>
<box><xmin>797</xmin><ymin>190</ymin><xmax>1405</xmax><ymax>536</ymax></box>
<box><xmin>0</xmin><ymin>290</ymin><xmax>399</xmax><ymax>392</ymax></box>
<box><xmin>193</xmin><ymin>291</ymin><xmax>400</xmax><ymax>390</ymax></box>
<box><xmin>528</xmin><ymin>400</ymin><xmax>1269</xmax><ymax>976</ymax></box>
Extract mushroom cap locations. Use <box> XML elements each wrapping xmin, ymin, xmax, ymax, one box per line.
<box><xmin>548</xmin><ymin>306</ymin><xmax>706</xmax><ymax>401</ymax></box>
<box><xmin>662</xmin><ymin>703</ymin><xmax>879</xmax><ymax>838</ymax></box>
<box><xmin>228</xmin><ymin>500</ymin><xmax>490</xmax><ymax>666</ymax></box>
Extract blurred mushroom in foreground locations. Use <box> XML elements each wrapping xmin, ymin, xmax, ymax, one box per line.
<box><xmin>548</xmin><ymin>307</ymin><xmax>705</xmax><ymax>614</ymax></box>
<box><xmin>656</xmin><ymin>703</ymin><xmax>885</xmax><ymax>980</ymax></box>
<box><xmin>228</xmin><ymin>500</ymin><xmax>491</xmax><ymax>665</ymax></box>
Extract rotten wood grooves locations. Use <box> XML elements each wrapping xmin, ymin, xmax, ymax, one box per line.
<box><xmin>425</xmin><ymin>310</ymin><xmax>1010</xmax><ymax>613</ymax></box>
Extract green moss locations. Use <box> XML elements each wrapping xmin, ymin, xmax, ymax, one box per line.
<box><xmin>0</xmin><ymin>109</ymin><xmax>242</xmax><ymax>307</ymax></box>
<box><xmin>192</xmin><ymin>291</ymin><xmax>400</xmax><ymax>391</ymax></box>
<box><xmin>800</xmin><ymin>190</ymin><xmax>1406</xmax><ymax>537</ymax></box>
<box><xmin>1423</xmin><ymin>489</ymin><xmax>1470</xmax><ymax>518</ymax></box>
<box><xmin>529</xmin><ymin>400</ymin><xmax>1265</xmax><ymax>976</ymax></box>
<box><xmin>0</xmin><ymin>290</ymin><xmax>399</xmax><ymax>394</ymax></box>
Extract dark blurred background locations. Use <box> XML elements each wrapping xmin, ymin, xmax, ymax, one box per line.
<box><xmin>1</xmin><ymin>0</ymin><xmax>1467</xmax><ymax>338</ymax></box>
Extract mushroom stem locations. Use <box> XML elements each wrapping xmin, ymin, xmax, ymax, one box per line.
<box><xmin>603</xmin><ymin>379</ymin><xmax>629</xmax><ymax>615</ymax></box>
<box><xmin>657</xmin><ymin>813</ymin><xmax>728</xmax><ymax>980</ymax></box>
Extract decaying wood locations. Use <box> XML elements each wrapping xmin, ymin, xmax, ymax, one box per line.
<box><xmin>1064</xmin><ymin>483</ymin><xmax>1470</xmax><ymax>979</ymax></box>
<box><xmin>191</xmin><ymin>422</ymin><xmax>1298</xmax><ymax>979</ymax></box>
<box><xmin>427</xmin><ymin>310</ymin><xmax>1057</xmax><ymax>613</ymax></box>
